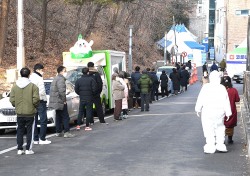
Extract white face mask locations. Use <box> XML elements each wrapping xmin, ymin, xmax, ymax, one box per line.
<box><xmin>63</xmin><ymin>72</ymin><xmax>67</xmax><ymax>78</ymax></box>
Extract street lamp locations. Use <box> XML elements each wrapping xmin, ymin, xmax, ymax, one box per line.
<box><xmin>128</xmin><ymin>25</ymin><xmax>133</xmax><ymax>74</ymax></box>
<box><xmin>164</xmin><ymin>32</ymin><xmax>167</xmax><ymax>65</ymax></box>
<box><xmin>17</xmin><ymin>0</ymin><xmax>25</xmax><ymax>71</ymax></box>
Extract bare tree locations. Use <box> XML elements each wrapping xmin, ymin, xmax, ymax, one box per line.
<box><xmin>0</xmin><ymin>0</ymin><xmax>10</xmax><ymax>65</ymax></box>
<box><xmin>40</xmin><ymin>0</ymin><xmax>53</xmax><ymax>53</ymax></box>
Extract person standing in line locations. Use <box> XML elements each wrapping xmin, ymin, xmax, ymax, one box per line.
<box><xmin>169</xmin><ymin>68</ymin><xmax>180</xmax><ymax>95</ymax></box>
<box><xmin>48</xmin><ymin>66</ymin><xmax>75</xmax><ymax>138</ymax></box>
<box><xmin>180</xmin><ymin>65</ymin><xmax>190</xmax><ymax>92</ymax></box>
<box><xmin>160</xmin><ymin>70</ymin><xmax>169</xmax><ymax>97</ymax></box>
<box><xmin>221</xmin><ymin>76</ymin><xmax>240</xmax><ymax>144</ymax></box>
<box><xmin>87</xmin><ymin>62</ymin><xmax>108</xmax><ymax>125</ymax></box>
<box><xmin>150</xmin><ymin>68</ymin><xmax>159</xmax><ymax>101</ymax></box>
<box><xmin>75</xmin><ymin>67</ymin><xmax>97</xmax><ymax>131</ymax></box>
<box><xmin>131</xmin><ymin>66</ymin><xmax>141</xmax><ymax>108</ymax></box>
<box><xmin>146</xmin><ymin>68</ymin><xmax>153</xmax><ymax>103</ymax></box>
<box><xmin>195</xmin><ymin>71</ymin><xmax>232</xmax><ymax>154</ymax></box>
<box><xmin>138</xmin><ymin>70</ymin><xmax>152</xmax><ymax>112</ymax></box>
<box><xmin>10</xmin><ymin>67</ymin><xmax>40</xmax><ymax>155</ymax></box>
<box><xmin>118</xmin><ymin>72</ymin><xmax>129</xmax><ymax>119</ymax></box>
<box><xmin>112</xmin><ymin>73</ymin><xmax>125</xmax><ymax>121</ymax></box>
<box><xmin>29</xmin><ymin>63</ymin><xmax>51</xmax><ymax>145</ymax></box>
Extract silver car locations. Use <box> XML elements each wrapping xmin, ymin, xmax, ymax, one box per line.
<box><xmin>0</xmin><ymin>80</ymin><xmax>79</xmax><ymax>134</ymax></box>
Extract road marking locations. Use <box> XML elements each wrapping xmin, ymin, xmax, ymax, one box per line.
<box><xmin>0</xmin><ymin>114</ymin><xmax>113</xmax><ymax>155</ymax></box>
<box><xmin>0</xmin><ymin>95</ymin><xmax>193</xmax><ymax>155</ymax></box>
<box><xmin>0</xmin><ymin>137</ymin><xmax>16</xmax><ymax>139</ymax></box>
<box><xmin>129</xmin><ymin>112</ymin><xmax>196</xmax><ymax>117</ymax></box>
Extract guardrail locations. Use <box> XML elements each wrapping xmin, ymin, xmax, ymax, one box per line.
<box><xmin>242</xmin><ymin>71</ymin><xmax>250</xmax><ymax>154</ymax></box>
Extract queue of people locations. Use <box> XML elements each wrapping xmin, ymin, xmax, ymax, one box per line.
<box><xmin>10</xmin><ymin>61</ymin><xmax>238</xmax><ymax>156</ymax></box>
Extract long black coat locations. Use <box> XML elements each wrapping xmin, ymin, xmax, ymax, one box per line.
<box><xmin>169</xmin><ymin>72</ymin><xmax>180</xmax><ymax>90</ymax></box>
<box><xmin>131</xmin><ymin>71</ymin><xmax>141</xmax><ymax>93</ymax></box>
<box><xmin>160</xmin><ymin>73</ymin><xmax>168</xmax><ymax>87</ymax></box>
<box><xmin>180</xmin><ymin>69</ymin><xmax>190</xmax><ymax>86</ymax></box>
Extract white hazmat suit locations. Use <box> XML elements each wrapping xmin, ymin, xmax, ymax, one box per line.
<box><xmin>195</xmin><ymin>71</ymin><xmax>232</xmax><ymax>154</ymax></box>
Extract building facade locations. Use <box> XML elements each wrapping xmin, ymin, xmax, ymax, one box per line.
<box><xmin>214</xmin><ymin>0</ymin><xmax>250</xmax><ymax>62</ymax></box>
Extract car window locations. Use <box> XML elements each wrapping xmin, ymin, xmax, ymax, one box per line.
<box><xmin>66</xmin><ymin>69</ymin><xmax>83</xmax><ymax>85</ymax></box>
<box><xmin>66</xmin><ymin>81</ymin><xmax>75</xmax><ymax>93</ymax></box>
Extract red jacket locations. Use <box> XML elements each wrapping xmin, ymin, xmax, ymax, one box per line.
<box><xmin>224</xmin><ymin>87</ymin><xmax>240</xmax><ymax>128</ymax></box>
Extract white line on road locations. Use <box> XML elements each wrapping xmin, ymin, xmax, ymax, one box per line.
<box><xmin>0</xmin><ymin>114</ymin><xmax>113</xmax><ymax>155</ymax></box>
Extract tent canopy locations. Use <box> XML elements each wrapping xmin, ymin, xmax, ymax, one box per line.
<box><xmin>156</xmin><ymin>24</ymin><xmax>205</xmax><ymax>53</ymax></box>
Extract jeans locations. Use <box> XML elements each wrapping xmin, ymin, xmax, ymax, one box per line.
<box><xmin>77</xmin><ymin>100</ymin><xmax>93</xmax><ymax>127</ymax></box>
<box><xmin>140</xmin><ymin>93</ymin><xmax>149</xmax><ymax>111</ymax></box>
<box><xmin>56</xmin><ymin>104</ymin><xmax>70</xmax><ymax>133</ymax></box>
<box><xmin>34</xmin><ymin>101</ymin><xmax>47</xmax><ymax>141</ymax></box>
<box><xmin>17</xmin><ymin>117</ymin><xmax>34</xmax><ymax>150</ymax></box>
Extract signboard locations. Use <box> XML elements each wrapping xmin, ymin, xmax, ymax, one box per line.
<box><xmin>188</xmin><ymin>54</ymin><xmax>193</xmax><ymax>60</ymax></box>
<box><xmin>226</xmin><ymin>53</ymin><xmax>246</xmax><ymax>77</ymax></box>
<box><xmin>209</xmin><ymin>47</ymin><xmax>214</xmax><ymax>60</ymax></box>
<box><xmin>201</xmin><ymin>52</ymin><xmax>207</xmax><ymax>64</ymax></box>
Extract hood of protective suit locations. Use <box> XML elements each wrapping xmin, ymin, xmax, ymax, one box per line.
<box><xmin>209</xmin><ymin>71</ymin><xmax>220</xmax><ymax>84</ymax></box>
<box><xmin>16</xmin><ymin>77</ymin><xmax>31</xmax><ymax>88</ymax></box>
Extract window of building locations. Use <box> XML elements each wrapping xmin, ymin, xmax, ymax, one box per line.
<box><xmin>234</xmin><ymin>45</ymin><xmax>239</xmax><ymax>48</ymax></box>
<box><xmin>235</xmin><ymin>9</ymin><xmax>250</xmax><ymax>16</ymax></box>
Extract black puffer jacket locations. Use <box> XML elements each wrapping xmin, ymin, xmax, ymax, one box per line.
<box><xmin>75</xmin><ymin>75</ymin><xmax>98</xmax><ymax>102</ymax></box>
<box><xmin>88</xmin><ymin>67</ymin><xmax>103</xmax><ymax>97</ymax></box>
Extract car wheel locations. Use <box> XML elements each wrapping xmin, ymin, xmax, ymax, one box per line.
<box><xmin>0</xmin><ymin>129</ymin><xmax>5</xmax><ymax>135</ymax></box>
<box><xmin>102</xmin><ymin>100</ymin><xmax>106</xmax><ymax>116</ymax></box>
<box><xmin>236</xmin><ymin>81</ymin><xmax>241</xmax><ymax>84</ymax></box>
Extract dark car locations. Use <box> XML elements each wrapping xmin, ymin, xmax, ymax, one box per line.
<box><xmin>232</xmin><ymin>72</ymin><xmax>244</xmax><ymax>84</ymax></box>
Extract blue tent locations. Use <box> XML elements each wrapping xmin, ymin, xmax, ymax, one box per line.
<box><xmin>156</xmin><ymin>24</ymin><xmax>205</xmax><ymax>52</ymax></box>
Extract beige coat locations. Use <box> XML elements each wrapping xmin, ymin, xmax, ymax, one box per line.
<box><xmin>112</xmin><ymin>80</ymin><xmax>125</xmax><ymax>100</ymax></box>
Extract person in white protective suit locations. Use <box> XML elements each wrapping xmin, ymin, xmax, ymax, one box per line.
<box><xmin>195</xmin><ymin>71</ymin><xmax>232</xmax><ymax>154</ymax></box>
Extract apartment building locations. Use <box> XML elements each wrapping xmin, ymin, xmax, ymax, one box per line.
<box><xmin>214</xmin><ymin>0</ymin><xmax>250</xmax><ymax>62</ymax></box>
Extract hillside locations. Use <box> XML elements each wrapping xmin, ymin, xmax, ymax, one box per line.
<box><xmin>0</xmin><ymin>0</ymin><xmax>195</xmax><ymax>93</ymax></box>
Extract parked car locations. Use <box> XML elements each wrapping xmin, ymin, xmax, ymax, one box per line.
<box><xmin>156</xmin><ymin>65</ymin><xmax>176</xmax><ymax>93</ymax></box>
<box><xmin>232</xmin><ymin>72</ymin><xmax>244</xmax><ymax>84</ymax></box>
<box><xmin>0</xmin><ymin>79</ymin><xmax>79</xmax><ymax>134</ymax></box>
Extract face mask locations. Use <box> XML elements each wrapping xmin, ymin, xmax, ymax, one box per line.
<box><xmin>204</xmin><ymin>72</ymin><xmax>208</xmax><ymax>77</ymax></box>
<box><xmin>63</xmin><ymin>72</ymin><xmax>67</xmax><ymax>77</ymax></box>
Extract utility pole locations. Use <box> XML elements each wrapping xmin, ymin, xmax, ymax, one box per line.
<box><xmin>173</xmin><ymin>16</ymin><xmax>177</xmax><ymax>65</ymax></box>
<box><xmin>17</xmin><ymin>0</ymin><xmax>25</xmax><ymax>71</ymax></box>
<box><xmin>164</xmin><ymin>32</ymin><xmax>167</xmax><ymax>65</ymax></box>
<box><xmin>128</xmin><ymin>25</ymin><xmax>133</xmax><ymax>74</ymax></box>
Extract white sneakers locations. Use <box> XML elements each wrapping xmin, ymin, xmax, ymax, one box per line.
<box><xmin>39</xmin><ymin>139</ymin><xmax>52</xmax><ymax>145</ymax></box>
<box><xmin>34</xmin><ymin>139</ymin><xmax>51</xmax><ymax>145</ymax></box>
<box><xmin>17</xmin><ymin>150</ymin><xmax>34</xmax><ymax>155</ymax></box>
<box><xmin>25</xmin><ymin>150</ymin><xmax>35</xmax><ymax>155</ymax></box>
<box><xmin>17</xmin><ymin>150</ymin><xmax>25</xmax><ymax>155</ymax></box>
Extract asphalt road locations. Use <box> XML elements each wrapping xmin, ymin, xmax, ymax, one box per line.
<box><xmin>0</xmin><ymin>72</ymin><xmax>249</xmax><ymax>176</ymax></box>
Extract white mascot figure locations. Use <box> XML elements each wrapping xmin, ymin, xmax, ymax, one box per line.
<box><xmin>195</xmin><ymin>71</ymin><xmax>232</xmax><ymax>154</ymax></box>
<box><xmin>70</xmin><ymin>34</ymin><xmax>94</xmax><ymax>59</ymax></box>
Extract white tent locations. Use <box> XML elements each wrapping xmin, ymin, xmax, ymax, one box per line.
<box><xmin>156</xmin><ymin>24</ymin><xmax>205</xmax><ymax>65</ymax></box>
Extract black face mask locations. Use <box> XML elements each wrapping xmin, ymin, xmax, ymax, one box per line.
<box><xmin>34</xmin><ymin>71</ymin><xmax>42</xmax><ymax>77</ymax></box>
